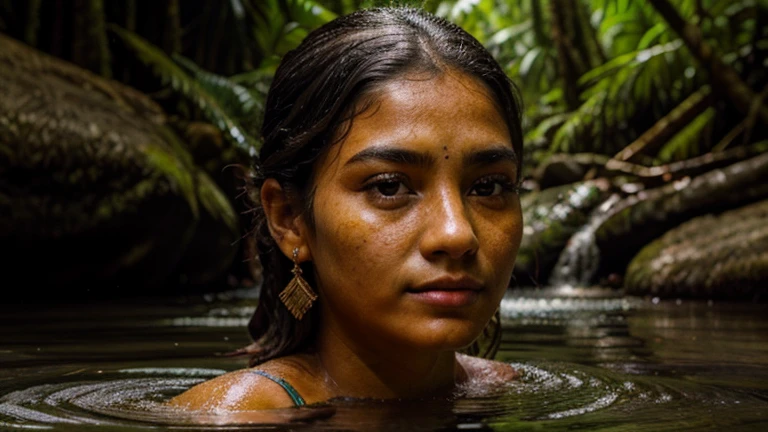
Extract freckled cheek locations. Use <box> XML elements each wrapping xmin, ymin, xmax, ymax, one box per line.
<box><xmin>481</xmin><ymin>212</ymin><xmax>523</xmax><ymax>265</ymax></box>
<box><xmin>313</xmin><ymin>209</ymin><xmax>384</xmax><ymax>274</ymax></box>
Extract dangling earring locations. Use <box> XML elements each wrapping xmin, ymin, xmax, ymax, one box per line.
<box><xmin>279</xmin><ymin>248</ymin><xmax>318</xmax><ymax>320</ymax></box>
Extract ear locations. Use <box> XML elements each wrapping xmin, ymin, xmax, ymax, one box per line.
<box><xmin>261</xmin><ymin>178</ymin><xmax>311</xmax><ymax>261</ymax></box>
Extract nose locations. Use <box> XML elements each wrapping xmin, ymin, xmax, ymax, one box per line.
<box><xmin>419</xmin><ymin>189</ymin><xmax>479</xmax><ymax>261</ymax></box>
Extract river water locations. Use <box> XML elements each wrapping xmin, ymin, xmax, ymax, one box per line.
<box><xmin>1</xmin><ymin>287</ymin><xmax>766</xmax><ymax>431</ymax></box>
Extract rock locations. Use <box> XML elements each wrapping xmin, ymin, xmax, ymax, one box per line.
<box><xmin>0</xmin><ymin>34</ymin><xmax>239</xmax><ymax>297</ymax></box>
<box><xmin>514</xmin><ymin>179</ymin><xmax>612</xmax><ymax>285</ymax></box>
<box><xmin>625</xmin><ymin>199</ymin><xmax>768</xmax><ymax>300</ymax></box>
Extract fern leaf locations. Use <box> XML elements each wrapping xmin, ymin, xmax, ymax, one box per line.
<box><xmin>173</xmin><ymin>54</ymin><xmax>264</xmax><ymax>139</ymax></box>
<box><xmin>108</xmin><ymin>24</ymin><xmax>262</xmax><ymax>158</ymax></box>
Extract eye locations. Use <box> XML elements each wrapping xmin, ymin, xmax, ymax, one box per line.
<box><xmin>375</xmin><ymin>179</ymin><xmax>409</xmax><ymax>197</ymax></box>
<box><xmin>362</xmin><ymin>173</ymin><xmax>415</xmax><ymax>208</ymax></box>
<box><xmin>469</xmin><ymin>175</ymin><xmax>517</xmax><ymax>197</ymax></box>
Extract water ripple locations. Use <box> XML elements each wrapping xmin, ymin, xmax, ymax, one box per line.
<box><xmin>0</xmin><ymin>364</ymin><xmax>763</xmax><ymax>431</ymax></box>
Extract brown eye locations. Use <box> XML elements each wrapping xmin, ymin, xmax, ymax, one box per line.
<box><xmin>376</xmin><ymin>180</ymin><xmax>407</xmax><ymax>196</ymax></box>
<box><xmin>471</xmin><ymin>182</ymin><xmax>501</xmax><ymax>197</ymax></box>
<box><xmin>363</xmin><ymin>173</ymin><xmax>414</xmax><ymax>205</ymax></box>
<box><xmin>469</xmin><ymin>175</ymin><xmax>516</xmax><ymax>197</ymax></box>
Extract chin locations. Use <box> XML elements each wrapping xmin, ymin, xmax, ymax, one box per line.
<box><xmin>410</xmin><ymin>318</ymin><xmax>487</xmax><ymax>351</ymax></box>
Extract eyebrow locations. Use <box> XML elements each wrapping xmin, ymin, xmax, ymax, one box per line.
<box><xmin>465</xmin><ymin>147</ymin><xmax>518</xmax><ymax>166</ymax></box>
<box><xmin>345</xmin><ymin>145</ymin><xmax>517</xmax><ymax>168</ymax></box>
<box><xmin>345</xmin><ymin>147</ymin><xmax>434</xmax><ymax>167</ymax></box>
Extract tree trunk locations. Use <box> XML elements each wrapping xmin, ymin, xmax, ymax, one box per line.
<box><xmin>531</xmin><ymin>0</ymin><xmax>548</xmax><ymax>48</ymax></box>
<box><xmin>647</xmin><ymin>0</ymin><xmax>768</xmax><ymax>125</ymax></box>
<box><xmin>125</xmin><ymin>0</ymin><xmax>136</xmax><ymax>32</ymax></box>
<box><xmin>550</xmin><ymin>0</ymin><xmax>582</xmax><ymax>110</ymax></box>
<box><xmin>206</xmin><ymin>2</ymin><xmax>228</xmax><ymax>72</ymax></box>
<box><xmin>72</xmin><ymin>0</ymin><xmax>111</xmax><ymax>78</ymax></box>
<box><xmin>162</xmin><ymin>0</ymin><xmax>181</xmax><ymax>55</ymax></box>
<box><xmin>122</xmin><ymin>0</ymin><xmax>137</xmax><ymax>83</ymax></box>
<box><xmin>51</xmin><ymin>0</ymin><xmax>63</xmax><ymax>57</ymax></box>
<box><xmin>574</xmin><ymin>0</ymin><xmax>605</xmax><ymax>67</ymax></box>
<box><xmin>23</xmin><ymin>0</ymin><xmax>41</xmax><ymax>47</ymax></box>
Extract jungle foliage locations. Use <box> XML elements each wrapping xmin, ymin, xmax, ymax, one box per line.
<box><xmin>1</xmin><ymin>0</ymin><xmax>767</xmax><ymax>293</ymax></box>
<box><xmin>1</xmin><ymin>0</ymin><xmax>765</xmax><ymax>179</ymax></box>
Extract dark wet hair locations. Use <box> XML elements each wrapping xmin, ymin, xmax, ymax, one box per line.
<box><xmin>243</xmin><ymin>7</ymin><xmax>523</xmax><ymax>365</ymax></box>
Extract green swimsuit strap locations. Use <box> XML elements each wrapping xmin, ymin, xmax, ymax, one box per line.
<box><xmin>250</xmin><ymin>370</ymin><xmax>306</xmax><ymax>407</ymax></box>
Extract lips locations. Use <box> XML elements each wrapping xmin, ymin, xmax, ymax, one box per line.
<box><xmin>409</xmin><ymin>275</ymin><xmax>483</xmax><ymax>292</ymax></box>
<box><xmin>407</xmin><ymin>276</ymin><xmax>483</xmax><ymax>307</ymax></box>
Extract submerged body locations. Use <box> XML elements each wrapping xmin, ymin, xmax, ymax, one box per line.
<box><xmin>171</xmin><ymin>70</ymin><xmax>523</xmax><ymax>411</ymax></box>
<box><xmin>170</xmin><ymin>353</ymin><xmax>518</xmax><ymax>410</ymax></box>
<box><xmin>170</xmin><ymin>8</ymin><xmax>524</xmax><ymax>412</ymax></box>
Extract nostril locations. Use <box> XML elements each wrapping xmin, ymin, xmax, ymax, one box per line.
<box><xmin>421</xmin><ymin>219</ymin><xmax>479</xmax><ymax>260</ymax></box>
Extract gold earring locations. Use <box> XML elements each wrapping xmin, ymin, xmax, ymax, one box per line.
<box><xmin>279</xmin><ymin>248</ymin><xmax>318</xmax><ymax>320</ymax></box>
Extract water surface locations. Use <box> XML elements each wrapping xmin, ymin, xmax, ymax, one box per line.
<box><xmin>1</xmin><ymin>287</ymin><xmax>766</xmax><ymax>431</ymax></box>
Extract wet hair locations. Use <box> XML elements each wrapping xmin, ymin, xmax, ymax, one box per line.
<box><xmin>242</xmin><ymin>7</ymin><xmax>523</xmax><ymax>365</ymax></box>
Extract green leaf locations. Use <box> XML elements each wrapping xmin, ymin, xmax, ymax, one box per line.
<box><xmin>173</xmin><ymin>54</ymin><xmax>265</xmax><ymax>138</ymax></box>
<box><xmin>281</xmin><ymin>0</ymin><xmax>337</xmax><ymax>30</ymax></box>
<box><xmin>519</xmin><ymin>46</ymin><xmax>541</xmax><ymax>76</ymax></box>
<box><xmin>108</xmin><ymin>24</ymin><xmax>262</xmax><ymax>157</ymax></box>
<box><xmin>637</xmin><ymin>22</ymin><xmax>667</xmax><ymax>50</ymax></box>
<box><xmin>656</xmin><ymin>107</ymin><xmax>715</xmax><ymax>163</ymax></box>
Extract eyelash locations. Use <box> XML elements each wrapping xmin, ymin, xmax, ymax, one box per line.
<box><xmin>468</xmin><ymin>174</ymin><xmax>520</xmax><ymax>197</ymax></box>
<box><xmin>362</xmin><ymin>173</ymin><xmax>519</xmax><ymax>203</ymax></box>
<box><xmin>363</xmin><ymin>173</ymin><xmax>414</xmax><ymax>203</ymax></box>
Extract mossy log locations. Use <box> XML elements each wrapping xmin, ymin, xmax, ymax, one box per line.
<box><xmin>534</xmin><ymin>143</ymin><xmax>767</xmax><ymax>190</ymax></box>
<box><xmin>625</xmin><ymin>199</ymin><xmax>768</xmax><ymax>300</ymax></box>
<box><xmin>594</xmin><ymin>151</ymin><xmax>768</xmax><ymax>281</ymax></box>
<box><xmin>0</xmin><ymin>34</ymin><xmax>239</xmax><ymax>296</ymax></box>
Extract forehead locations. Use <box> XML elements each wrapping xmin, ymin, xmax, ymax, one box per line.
<box><xmin>330</xmin><ymin>71</ymin><xmax>511</xmax><ymax>161</ymax></box>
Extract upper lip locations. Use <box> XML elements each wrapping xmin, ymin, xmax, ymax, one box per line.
<box><xmin>408</xmin><ymin>275</ymin><xmax>484</xmax><ymax>292</ymax></box>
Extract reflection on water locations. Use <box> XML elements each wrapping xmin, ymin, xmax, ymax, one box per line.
<box><xmin>0</xmin><ymin>288</ymin><xmax>766</xmax><ymax>431</ymax></box>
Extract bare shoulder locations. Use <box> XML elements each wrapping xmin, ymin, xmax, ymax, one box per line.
<box><xmin>167</xmin><ymin>368</ymin><xmax>297</xmax><ymax>411</ymax></box>
<box><xmin>457</xmin><ymin>353</ymin><xmax>519</xmax><ymax>383</ymax></box>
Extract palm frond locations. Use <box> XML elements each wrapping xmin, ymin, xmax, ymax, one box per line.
<box><xmin>246</xmin><ymin>0</ymin><xmax>336</xmax><ymax>65</ymax></box>
<box><xmin>656</xmin><ymin>107</ymin><xmax>715</xmax><ymax>163</ymax></box>
<box><xmin>551</xmin><ymin>39</ymin><xmax>695</xmax><ymax>155</ymax></box>
<box><xmin>281</xmin><ymin>0</ymin><xmax>337</xmax><ymax>29</ymax></box>
<box><xmin>173</xmin><ymin>54</ymin><xmax>265</xmax><ymax>139</ymax></box>
<box><xmin>108</xmin><ymin>24</ymin><xmax>261</xmax><ymax>157</ymax></box>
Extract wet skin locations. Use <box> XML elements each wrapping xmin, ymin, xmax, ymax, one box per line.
<box><xmin>170</xmin><ymin>70</ymin><xmax>523</xmax><ymax>411</ymax></box>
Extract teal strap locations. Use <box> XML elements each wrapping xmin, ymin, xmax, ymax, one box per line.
<box><xmin>250</xmin><ymin>370</ymin><xmax>306</xmax><ymax>407</ymax></box>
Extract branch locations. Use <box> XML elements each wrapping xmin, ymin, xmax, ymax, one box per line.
<box><xmin>613</xmin><ymin>86</ymin><xmax>712</xmax><ymax>162</ymax></box>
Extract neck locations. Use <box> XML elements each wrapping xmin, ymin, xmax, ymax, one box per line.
<box><xmin>313</xmin><ymin>317</ymin><xmax>466</xmax><ymax>400</ymax></box>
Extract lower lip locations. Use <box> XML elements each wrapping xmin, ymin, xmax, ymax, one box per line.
<box><xmin>407</xmin><ymin>290</ymin><xmax>479</xmax><ymax>307</ymax></box>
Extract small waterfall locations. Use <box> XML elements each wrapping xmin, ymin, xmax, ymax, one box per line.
<box><xmin>549</xmin><ymin>194</ymin><xmax>622</xmax><ymax>287</ymax></box>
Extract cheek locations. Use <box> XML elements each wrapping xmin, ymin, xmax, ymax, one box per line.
<box><xmin>310</xmin><ymin>201</ymin><xmax>402</xmax><ymax>287</ymax></box>
<box><xmin>481</xmin><ymin>207</ymin><xmax>523</xmax><ymax>275</ymax></box>
<box><xmin>314</xmin><ymin>194</ymin><xmax>417</xmax><ymax>259</ymax></box>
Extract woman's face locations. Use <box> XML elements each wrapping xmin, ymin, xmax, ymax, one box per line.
<box><xmin>302</xmin><ymin>70</ymin><xmax>523</xmax><ymax>353</ymax></box>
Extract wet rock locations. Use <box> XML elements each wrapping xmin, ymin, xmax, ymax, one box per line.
<box><xmin>514</xmin><ymin>180</ymin><xmax>612</xmax><ymax>285</ymax></box>
<box><xmin>625</xmin><ymin>199</ymin><xmax>768</xmax><ymax>300</ymax></box>
<box><xmin>0</xmin><ymin>34</ymin><xmax>239</xmax><ymax>296</ymax></box>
